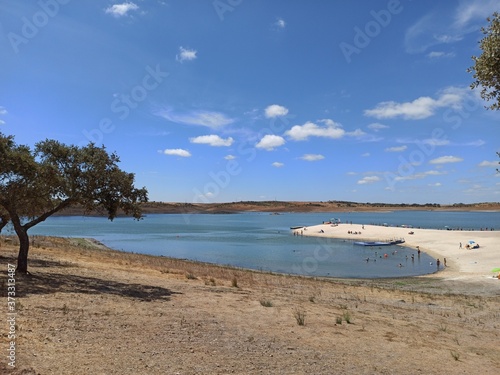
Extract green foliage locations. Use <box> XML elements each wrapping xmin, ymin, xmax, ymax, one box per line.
<box><xmin>0</xmin><ymin>134</ymin><xmax>148</xmax><ymax>222</ymax></box>
<box><xmin>231</xmin><ymin>277</ymin><xmax>238</xmax><ymax>288</ymax></box>
<box><xmin>468</xmin><ymin>12</ymin><xmax>500</xmax><ymax>110</ymax></box>
<box><xmin>343</xmin><ymin>311</ymin><xmax>352</xmax><ymax>324</ymax></box>
<box><xmin>0</xmin><ymin>132</ymin><xmax>148</xmax><ymax>272</ymax></box>
<box><xmin>260</xmin><ymin>299</ymin><xmax>273</xmax><ymax>307</ymax></box>
<box><xmin>293</xmin><ymin>308</ymin><xmax>306</xmax><ymax>326</ymax></box>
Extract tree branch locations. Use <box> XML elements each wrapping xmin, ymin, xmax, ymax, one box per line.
<box><xmin>23</xmin><ymin>199</ymin><xmax>75</xmax><ymax>231</ymax></box>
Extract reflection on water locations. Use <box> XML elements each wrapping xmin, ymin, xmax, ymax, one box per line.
<box><xmin>28</xmin><ymin>211</ymin><xmax>500</xmax><ymax>278</ymax></box>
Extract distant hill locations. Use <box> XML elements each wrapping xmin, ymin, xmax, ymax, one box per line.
<box><xmin>57</xmin><ymin>200</ymin><xmax>500</xmax><ymax>216</ymax></box>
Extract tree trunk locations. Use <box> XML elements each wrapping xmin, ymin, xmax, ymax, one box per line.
<box><xmin>16</xmin><ymin>229</ymin><xmax>30</xmax><ymax>274</ymax></box>
<box><xmin>0</xmin><ymin>215</ymin><xmax>8</xmax><ymax>233</ymax></box>
<box><xmin>11</xmin><ymin>217</ymin><xmax>30</xmax><ymax>274</ymax></box>
<box><xmin>5</xmin><ymin>200</ymin><xmax>74</xmax><ymax>274</ymax></box>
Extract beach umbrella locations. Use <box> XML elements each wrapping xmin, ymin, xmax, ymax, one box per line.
<box><xmin>491</xmin><ymin>267</ymin><xmax>500</xmax><ymax>273</ymax></box>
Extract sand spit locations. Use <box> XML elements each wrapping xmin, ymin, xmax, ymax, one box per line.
<box><xmin>1</xmin><ymin>236</ymin><xmax>499</xmax><ymax>374</ymax></box>
<box><xmin>301</xmin><ymin>223</ymin><xmax>500</xmax><ymax>285</ymax></box>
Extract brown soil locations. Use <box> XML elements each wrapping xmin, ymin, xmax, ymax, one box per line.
<box><xmin>1</xmin><ymin>237</ymin><xmax>499</xmax><ymax>374</ymax></box>
<box><xmin>57</xmin><ymin>200</ymin><xmax>500</xmax><ymax>216</ymax></box>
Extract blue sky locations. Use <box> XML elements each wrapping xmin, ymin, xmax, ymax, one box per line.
<box><xmin>1</xmin><ymin>0</ymin><xmax>499</xmax><ymax>204</ymax></box>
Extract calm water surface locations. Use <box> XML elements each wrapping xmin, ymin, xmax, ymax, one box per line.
<box><xmin>28</xmin><ymin>211</ymin><xmax>500</xmax><ymax>278</ymax></box>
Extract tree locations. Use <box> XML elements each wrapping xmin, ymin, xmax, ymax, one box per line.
<box><xmin>0</xmin><ymin>133</ymin><xmax>148</xmax><ymax>274</ymax></box>
<box><xmin>468</xmin><ymin>12</ymin><xmax>500</xmax><ymax>110</ymax></box>
<box><xmin>0</xmin><ymin>209</ymin><xmax>8</xmax><ymax>233</ymax></box>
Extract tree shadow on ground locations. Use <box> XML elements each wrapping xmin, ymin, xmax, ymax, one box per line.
<box><xmin>1</xmin><ymin>255</ymin><xmax>179</xmax><ymax>302</ymax></box>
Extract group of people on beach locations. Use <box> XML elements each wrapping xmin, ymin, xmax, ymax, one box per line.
<box><xmin>459</xmin><ymin>242</ymin><xmax>480</xmax><ymax>249</ymax></box>
<box><xmin>430</xmin><ymin>257</ymin><xmax>446</xmax><ymax>269</ymax></box>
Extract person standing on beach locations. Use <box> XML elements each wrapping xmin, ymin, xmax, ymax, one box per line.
<box><xmin>443</xmin><ymin>258</ymin><xmax>447</xmax><ymax>267</ymax></box>
<box><xmin>436</xmin><ymin>259</ymin><xmax>441</xmax><ymax>269</ymax></box>
<box><xmin>459</xmin><ymin>242</ymin><xmax>462</xmax><ymax>248</ymax></box>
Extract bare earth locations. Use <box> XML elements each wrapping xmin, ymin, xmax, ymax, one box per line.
<box><xmin>1</xmin><ymin>233</ymin><xmax>499</xmax><ymax>375</ymax></box>
<box><xmin>302</xmin><ymin>223</ymin><xmax>500</xmax><ymax>294</ymax></box>
<box><xmin>59</xmin><ymin>200</ymin><xmax>500</xmax><ymax>215</ymax></box>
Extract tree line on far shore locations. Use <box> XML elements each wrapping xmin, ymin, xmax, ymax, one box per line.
<box><xmin>1</xmin><ymin>12</ymin><xmax>499</xmax><ymax>275</ymax></box>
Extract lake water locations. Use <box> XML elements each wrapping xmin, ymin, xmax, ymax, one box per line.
<box><xmin>27</xmin><ymin>210</ymin><xmax>500</xmax><ymax>279</ymax></box>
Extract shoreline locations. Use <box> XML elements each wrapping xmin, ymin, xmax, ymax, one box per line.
<box><xmin>300</xmin><ymin>223</ymin><xmax>500</xmax><ymax>287</ymax></box>
<box><xmin>6</xmin><ymin>230</ymin><xmax>498</xmax><ymax>295</ymax></box>
<box><xmin>2</xmin><ymin>236</ymin><xmax>500</xmax><ymax>374</ymax></box>
<box><xmin>56</xmin><ymin>200</ymin><xmax>500</xmax><ymax>216</ymax></box>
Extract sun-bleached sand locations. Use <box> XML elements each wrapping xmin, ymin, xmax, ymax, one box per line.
<box><xmin>301</xmin><ymin>223</ymin><xmax>500</xmax><ymax>284</ymax></box>
<box><xmin>2</xmin><ymin>236</ymin><xmax>500</xmax><ymax>374</ymax></box>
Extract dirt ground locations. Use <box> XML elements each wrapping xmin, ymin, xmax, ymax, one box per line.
<box><xmin>1</xmin><ymin>236</ymin><xmax>499</xmax><ymax>374</ymax></box>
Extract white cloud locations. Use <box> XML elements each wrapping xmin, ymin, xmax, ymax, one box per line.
<box><xmin>478</xmin><ymin>160</ymin><xmax>498</xmax><ymax>167</ymax></box>
<box><xmin>454</xmin><ymin>0</ymin><xmax>499</xmax><ymax>28</ymax></box>
<box><xmin>158</xmin><ymin>109</ymin><xmax>233</xmax><ymax>129</ymax></box>
<box><xmin>427</xmin><ymin>51</ymin><xmax>455</xmax><ymax>59</ymax></box>
<box><xmin>364</xmin><ymin>87</ymin><xmax>465</xmax><ymax>120</ymax></box>
<box><xmin>265</xmin><ymin>104</ymin><xmax>289</xmax><ymax>118</ymax></box>
<box><xmin>428</xmin><ymin>182</ymin><xmax>442</xmax><ymax>187</ymax></box>
<box><xmin>256</xmin><ymin>135</ymin><xmax>286</xmax><ymax>151</ymax></box>
<box><xmin>394</xmin><ymin>170</ymin><xmax>446</xmax><ymax>181</ymax></box>
<box><xmin>404</xmin><ymin>13</ymin><xmax>461</xmax><ymax>54</ymax></box>
<box><xmin>385</xmin><ymin>145</ymin><xmax>408</xmax><ymax>152</ymax></box>
<box><xmin>361</xmin><ymin>153</ymin><xmax>370</xmax><ymax>157</ymax></box>
<box><xmin>405</xmin><ymin>0</ymin><xmax>498</xmax><ymax>54</ymax></box>
<box><xmin>105</xmin><ymin>2</ymin><xmax>139</xmax><ymax>17</ymax></box>
<box><xmin>357</xmin><ymin>176</ymin><xmax>380</xmax><ymax>185</ymax></box>
<box><xmin>244</xmin><ymin>108</ymin><xmax>260</xmax><ymax>120</ymax></box>
<box><xmin>399</xmin><ymin>137</ymin><xmax>480</xmax><ymax>147</ymax></box>
<box><xmin>300</xmin><ymin>154</ymin><xmax>324</xmax><ymax>162</ymax></box>
<box><xmin>464</xmin><ymin>140</ymin><xmax>486</xmax><ymax>147</ymax></box>
<box><xmin>347</xmin><ymin>128</ymin><xmax>366</xmax><ymax>137</ymax></box>
<box><xmin>0</xmin><ymin>106</ymin><xmax>7</xmax><ymax>125</ymax></box>
<box><xmin>272</xmin><ymin>162</ymin><xmax>284</xmax><ymax>168</ymax></box>
<box><xmin>176</xmin><ymin>47</ymin><xmax>197</xmax><ymax>63</ymax></box>
<box><xmin>275</xmin><ymin>18</ymin><xmax>286</xmax><ymax>29</ymax></box>
<box><xmin>224</xmin><ymin>154</ymin><xmax>236</xmax><ymax>160</ymax></box>
<box><xmin>162</xmin><ymin>149</ymin><xmax>191</xmax><ymax>157</ymax></box>
<box><xmin>422</xmin><ymin>138</ymin><xmax>450</xmax><ymax>146</ymax></box>
<box><xmin>429</xmin><ymin>155</ymin><xmax>463</xmax><ymax>164</ymax></box>
<box><xmin>424</xmin><ymin>170</ymin><xmax>445</xmax><ymax>176</ymax></box>
<box><xmin>189</xmin><ymin>135</ymin><xmax>234</xmax><ymax>147</ymax></box>
<box><xmin>367</xmin><ymin>123</ymin><xmax>389</xmax><ymax>131</ymax></box>
<box><xmin>195</xmin><ymin>191</ymin><xmax>215</xmax><ymax>201</ymax></box>
<box><xmin>285</xmin><ymin>119</ymin><xmax>345</xmax><ymax>141</ymax></box>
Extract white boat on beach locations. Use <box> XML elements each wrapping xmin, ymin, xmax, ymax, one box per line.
<box><xmin>354</xmin><ymin>239</ymin><xmax>405</xmax><ymax>247</ymax></box>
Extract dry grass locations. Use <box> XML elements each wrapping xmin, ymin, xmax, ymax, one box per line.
<box><xmin>1</xmin><ymin>235</ymin><xmax>499</xmax><ymax>374</ymax></box>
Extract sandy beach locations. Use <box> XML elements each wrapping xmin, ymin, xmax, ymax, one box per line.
<box><xmin>301</xmin><ymin>223</ymin><xmax>500</xmax><ymax>286</ymax></box>
<box><xmin>1</xmin><ymin>234</ymin><xmax>500</xmax><ymax>374</ymax></box>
